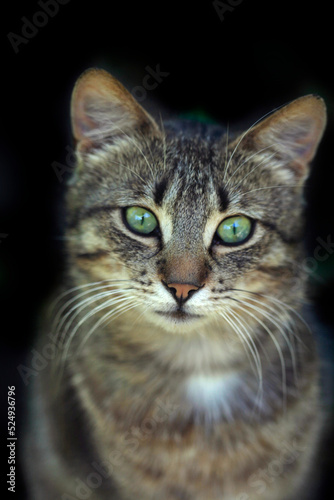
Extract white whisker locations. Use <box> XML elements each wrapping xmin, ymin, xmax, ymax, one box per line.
<box><xmin>124</xmin><ymin>132</ymin><xmax>155</xmax><ymax>181</ymax></box>
<box><xmin>231</xmin><ymin>301</ymin><xmax>287</xmax><ymax>411</ymax></box>
<box><xmin>159</xmin><ymin>114</ymin><xmax>168</xmax><ymax>174</ymax></box>
<box><xmin>232</xmin><ymin>290</ymin><xmax>305</xmax><ymax>345</ymax></box>
<box><xmin>110</xmin><ymin>159</ymin><xmax>148</xmax><ymax>184</ymax></box>
<box><xmin>62</xmin><ymin>294</ymin><xmax>134</xmax><ymax>350</ymax></box>
<box><xmin>76</xmin><ymin>300</ymin><xmax>140</xmax><ymax>356</ymax></box>
<box><xmin>222</xmin><ymin>123</ymin><xmax>230</xmax><ymax>183</ymax></box>
<box><xmin>96</xmin><ymin>120</ymin><xmax>157</xmax><ymax>185</ymax></box>
<box><xmin>232</xmin><ymin>289</ymin><xmax>312</xmax><ymax>337</ymax></box>
<box><xmin>224</xmin><ymin>103</ymin><xmax>285</xmax><ymax>179</ymax></box>
<box><xmin>238</xmin><ymin>184</ymin><xmax>301</xmax><ymax>198</ymax></box>
<box><xmin>52</xmin><ymin>284</ymin><xmax>130</xmax><ymax>338</ymax></box>
<box><xmin>219</xmin><ymin>309</ymin><xmax>264</xmax><ymax>416</ymax></box>
<box><xmin>58</xmin><ymin>295</ymin><xmax>138</xmax><ymax>378</ymax></box>
<box><xmin>54</xmin><ymin>289</ymin><xmax>134</xmax><ymax>348</ymax></box>
<box><xmin>229</xmin><ymin>152</ymin><xmax>277</xmax><ymax>196</ymax></box>
<box><xmin>225</xmin><ymin>144</ymin><xmax>277</xmax><ymax>188</ymax></box>
<box><xmin>231</xmin><ymin>294</ymin><xmax>298</xmax><ymax>387</ymax></box>
<box><xmin>50</xmin><ymin>279</ymin><xmax>132</xmax><ymax>311</ymax></box>
<box><xmin>220</xmin><ymin>310</ymin><xmax>263</xmax><ymax>387</ymax></box>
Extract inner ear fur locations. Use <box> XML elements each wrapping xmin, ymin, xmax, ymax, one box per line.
<box><xmin>241</xmin><ymin>95</ymin><xmax>327</xmax><ymax>179</ymax></box>
<box><xmin>71</xmin><ymin>68</ymin><xmax>160</xmax><ymax>151</ymax></box>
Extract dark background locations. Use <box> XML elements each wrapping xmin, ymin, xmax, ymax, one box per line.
<box><xmin>1</xmin><ymin>0</ymin><xmax>334</xmax><ymax>498</ymax></box>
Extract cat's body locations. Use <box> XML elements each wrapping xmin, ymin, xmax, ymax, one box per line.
<box><xmin>23</xmin><ymin>69</ymin><xmax>327</xmax><ymax>499</ymax></box>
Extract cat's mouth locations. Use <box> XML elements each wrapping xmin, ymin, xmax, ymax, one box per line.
<box><xmin>155</xmin><ymin>309</ymin><xmax>203</xmax><ymax>322</ymax></box>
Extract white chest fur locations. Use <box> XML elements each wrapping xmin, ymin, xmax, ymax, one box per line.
<box><xmin>184</xmin><ymin>373</ymin><xmax>240</xmax><ymax>422</ymax></box>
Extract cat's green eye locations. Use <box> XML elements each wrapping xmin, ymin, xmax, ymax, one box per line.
<box><xmin>125</xmin><ymin>206</ymin><xmax>158</xmax><ymax>235</ymax></box>
<box><xmin>216</xmin><ymin>215</ymin><xmax>252</xmax><ymax>245</ymax></box>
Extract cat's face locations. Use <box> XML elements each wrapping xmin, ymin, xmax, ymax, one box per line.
<box><xmin>65</xmin><ymin>69</ymin><xmax>326</xmax><ymax>337</ymax></box>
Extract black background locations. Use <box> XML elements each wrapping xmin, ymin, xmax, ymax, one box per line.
<box><xmin>1</xmin><ymin>0</ymin><xmax>334</xmax><ymax>498</ymax></box>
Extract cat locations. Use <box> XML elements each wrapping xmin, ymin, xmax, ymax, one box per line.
<box><xmin>23</xmin><ymin>68</ymin><xmax>327</xmax><ymax>500</ymax></box>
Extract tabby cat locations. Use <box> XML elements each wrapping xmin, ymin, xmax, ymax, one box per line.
<box><xmin>23</xmin><ymin>68</ymin><xmax>327</xmax><ymax>500</ymax></box>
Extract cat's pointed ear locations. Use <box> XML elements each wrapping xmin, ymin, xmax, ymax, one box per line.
<box><xmin>245</xmin><ymin>95</ymin><xmax>326</xmax><ymax>180</ymax></box>
<box><xmin>71</xmin><ymin>68</ymin><xmax>160</xmax><ymax>151</ymax></box>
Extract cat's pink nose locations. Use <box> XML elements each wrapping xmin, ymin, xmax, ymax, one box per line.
<box><xmin>167</xmin><ymin>283</ymin><xmax>200</xmax><ymax>300</ymax></box>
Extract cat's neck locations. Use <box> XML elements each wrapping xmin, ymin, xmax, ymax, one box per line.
<box><xmin>60</xmin><ymin>309</ymin><xmax>315</xmax><ymax>430</ymax></box>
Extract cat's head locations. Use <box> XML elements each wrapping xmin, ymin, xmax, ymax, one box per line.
<box><xmin>64</xmin><ymin>68</ymin><xmax>326</xmax><ymax>336</ymax></box>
